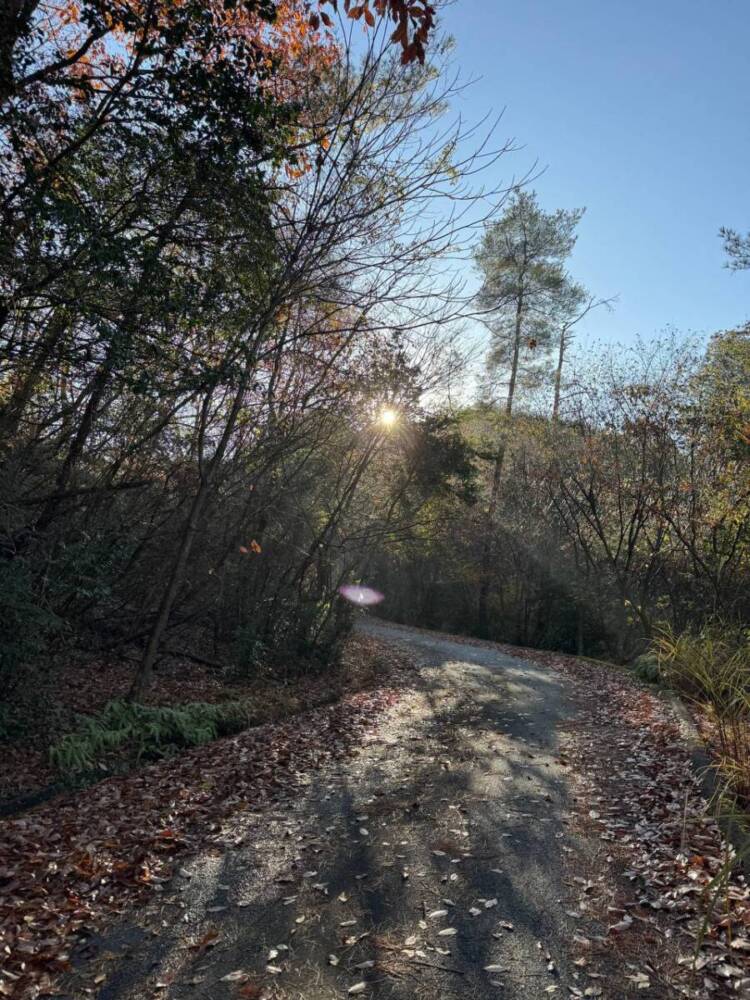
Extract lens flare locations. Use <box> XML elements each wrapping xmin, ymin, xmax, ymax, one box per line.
<box><xmin>339</xmin><ymin>585</ymin><xmax>384</xmax><ymax>606</ymax></box>
<box><xmin>379</xmin><ymin>407</ymin><xmax>398</xmax><ymax>428</ymax></box>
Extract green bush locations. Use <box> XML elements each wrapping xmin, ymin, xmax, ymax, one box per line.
<box><xmin>632</xmin><ymin>652</ymin><xmax>662</xmax><ymax>684</ymax></box>
<box><xmin>49</xmin><ymin>698</ymin><xmax>258</xmax><ymax>776</ymax></box>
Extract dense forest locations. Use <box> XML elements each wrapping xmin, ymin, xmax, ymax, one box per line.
<box><xmin>1</xmin><ymin>0</ymin><xmax>748</xmax><ymax>717</ymax></box>
<box><xmin>1</xmin><ymin>0</ymin><xmax>477</xmax><ymax>704</ymax></box>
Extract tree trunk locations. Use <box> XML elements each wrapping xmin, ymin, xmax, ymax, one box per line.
<box><xmin>477</xmin><ymin>444</ymin><xmax>504</xmax><ymax>637</ymax></box>
<box><xmin>129</xmin><ymin>481</ymin><xmax>210</xmax><ymax>701</ymax></box>
<box><xmin>477</xmin><ymin>285</ymin><xmax>524</xmax><ymax>635</ymax></box>
<box><xmin>34</xmin><ymin>361</ymin><xmax>110</xmax><ymax>533</ymax></box>
<box><xmin>0</xmin><ymin>309</ymin><xmax>69</xmax><ymax>445</ymax></box>
<box><xmin>576</xmin><ymin>603</ymin><xmax>584</xmax><ymax>655</ymax></box>
<box><xmin>504</xmin><ymin>286</ymin><xmax>524</xmax><ymax>419</ymax></box>
<box><xmin>552</xmin><ymin>326</ymin><xmax>566</xmax><ymax>422</ymax></box>
<box><xmin>129</xmin><ymin>381</ymin><xmax>248</xmax><ymax>700</ymax></box>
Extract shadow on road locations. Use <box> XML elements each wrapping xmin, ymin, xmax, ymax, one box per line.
<box><xmin>63</xmin><ymin>621</ymin><xmax>586</xmax><ymax>1000</ymax></box>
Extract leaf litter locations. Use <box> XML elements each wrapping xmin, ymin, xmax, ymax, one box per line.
<box><xmin>0</xmin><ymin>641</ymin><xmax>415</xmax><ymax>999</ymax></box>
<box><xmin>12</xmin><ymin>623</ymin><xmax>750</xmax><ymax>999</ymax></box>
<box><xmin>538</xmin><ymin>649</ymin><xmax>750</xmax><ymax>997</ymax></box>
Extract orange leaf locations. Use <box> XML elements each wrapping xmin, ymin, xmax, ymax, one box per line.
<box><xmin>391</xmin><ymin>21</ymin><xmax>407</xmax><ymax>44</ymax></box>
<box><xmin>237</xmin><ymin>984</ymin><xmax>264</xmax><ymax>999</ymax></box>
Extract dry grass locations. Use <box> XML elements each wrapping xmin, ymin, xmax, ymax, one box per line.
<box><xmin>655</xmin><ymin>624</ymin><xmax>750</xmax><ymax>804</ymax></box>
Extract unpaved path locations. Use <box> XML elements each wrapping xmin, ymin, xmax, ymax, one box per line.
<box><xmin>61</xmin><ymin>621</ymin><xmax>614</xmax><ymax>1000</ymax></box>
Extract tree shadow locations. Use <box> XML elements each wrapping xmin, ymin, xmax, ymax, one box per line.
<box><xmin>62</xmin><ymin>627</ymin><xmax>585</xmax><ymax>1000</ymax></box>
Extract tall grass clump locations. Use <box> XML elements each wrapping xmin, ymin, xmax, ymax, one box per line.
<box><xmin>655</xmin><ymin>623</ymin><xmax>750</xmax><ymax>803</ymax></box>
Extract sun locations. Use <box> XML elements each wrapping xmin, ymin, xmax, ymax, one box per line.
<box><xmin>379</xmin><ymin>406</ymin><xmax>399</xmax><ymax>428</ymax></box>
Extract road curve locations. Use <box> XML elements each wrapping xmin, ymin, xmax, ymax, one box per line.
<box><xmin>63</xmin><ymin>620</ymin><xmax>597</xmax><ymax>1000</ymax></box>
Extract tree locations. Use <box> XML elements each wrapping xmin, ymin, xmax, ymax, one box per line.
<box><xmin>319</xmin><ymin>1</ymin><xmax>436</xmax><ymax>64</ymax></box>
<box><xmin>475</xmin><ymin>191</ymin><xmax>584</xmax><ymax>415</ymax></box>
<box><xmin>551</xmin><ymin>283</ymin><xmax>613</xmax><ymax>422</ymax></box>
<box><xmin>370</xmin><ymin>329</ymin><xmax>750</xmax><ymax>660</ymax></box>
<box><xmin>720</xmin><ymin>226</ymin><xmax>750</xmax><ymax>271</ymax></box>
<box><xmin>0</xmin><ymin>0</ymin><xmax>512</xmax><ymax>703</ymax></box>
<box><xmin>471</xmin><ymin>190</ymin><xmax>584</xmax><ymax>634</ymax></box>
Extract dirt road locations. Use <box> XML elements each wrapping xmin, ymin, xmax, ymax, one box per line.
<box><xmin>61</xmin><ymin>621</ymin><xmax>615</xmax><ymax>1000</ymax></box>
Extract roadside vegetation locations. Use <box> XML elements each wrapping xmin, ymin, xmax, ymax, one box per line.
<box><xmin>373</xmin><ymin>206</ymin><xmax>749</xmax><ymax>664</ymax></box>
<box><xmin>655</xmin><ymin>624</ymin><xmax>750</xmax><ymax>806</ymax></box>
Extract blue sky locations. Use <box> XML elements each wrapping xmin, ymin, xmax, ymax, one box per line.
<box><xmin>440</xmin><ymin>0</ymin><xmax>750</xmax><ymax>350</ymax></box>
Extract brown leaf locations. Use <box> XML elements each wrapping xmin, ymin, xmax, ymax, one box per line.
<box><xmin>190</xmin><ymin>928</ymin><xmax>220</xmax><ymax>952</ymax></box>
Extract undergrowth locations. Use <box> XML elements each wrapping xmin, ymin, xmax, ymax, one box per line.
<box><xmin>49</xmin><ymin>699</ymin><xmax>260</xmax><ymax>776</ymax></box>
<box><xmin>655</xmin><ymin>624</ymin><xmax>750</xmax><ymax>804</ymax></box>
<box><xmin>632</xmin><ymin>652</ymin><xmax>662</xmax><ymax>684</ymax></box>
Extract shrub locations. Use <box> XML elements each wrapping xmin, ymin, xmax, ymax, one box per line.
<box><xmin>229</xmin><ymin>625</ymin><xmax>267</xmax><ymax>682</ymax></box>
<box><xmin>262</xmin><ymin>594</ymin><xmax>354</xmax><ymax>674</ymax></box>
<box><xmin>655</xmin><ymin>625</ymin><xmax>750</xmax><ymax>710</ymax></box>
<box><xmin>49</xmin><ymin>699</ymin><xmax>259</xmax><ymax>776</ymax></box>
<box><xmin>632</xmin><ymin>652</ymin><xmax>662</xmax><ymax>684</ymax></box>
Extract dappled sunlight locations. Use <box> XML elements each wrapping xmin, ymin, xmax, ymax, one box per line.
<box><xmin>2</xmin><ymin>0</ymin><xmax>745</xmax><ymax>995</ymax></box>
<box><xmin>60</xmin><ymin>623</ymin><xmax>582</xmax><ymax>999</ymax></box>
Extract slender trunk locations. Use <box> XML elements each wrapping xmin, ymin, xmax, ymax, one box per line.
<box><xmin>129</xmin><ymin>481</ymin><xmax>210</xmax><ymax>701</ymax></box>
<box><xmin>477</xmin><ymin>286</ymin><xmax>524</xmax><ymax>635</ymax></box>
<box><xmin>129</xmin><ymin>381</ymin><xmax>248</xmax><ymax>700</ymax></box>
<box><xmin>552</xmin><ymin>326</ymin><xmax>566</xmax><ymax>422</ymax></box>
<box><xmin>292</xmin><ymin>436</ymin><xmax>379</xmax><ymax>597</ymax></box>
<box><xmin>0</xmin><ymin>309</ymin><xmax>69</xmax><ymax>444</ymax></box>
<box><xmin>31</xmin><ymin>189</ymin><xmax>195</xmax><ymax>535</ymax></box>
<box><xmin>504</xmin><ymin>284</ymin><xmax>525</xmax><ymax>417</ymax></box>
<box><xmin>34</xmin><ymin>361</ymin><xmax>110</xmax><ymax>533</ymax></box>
<box><xmin>477</xmin><ymin>444</ymin><xmax>505</xmax><ymax>637</ymax></box>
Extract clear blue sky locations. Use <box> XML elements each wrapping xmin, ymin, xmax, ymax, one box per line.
<box><xmin>441</xmin><ymin>0</ymin><xmax>750</xmax><ymax>349</ymax></box>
